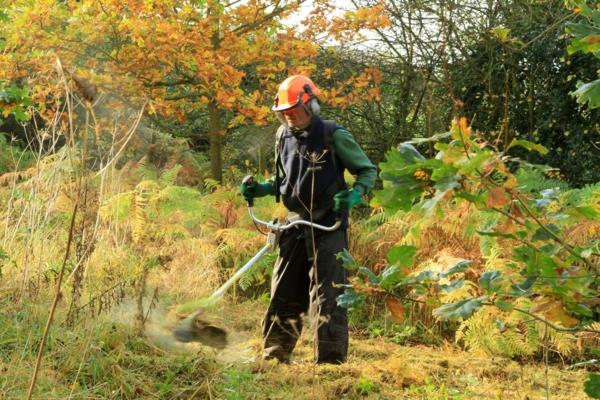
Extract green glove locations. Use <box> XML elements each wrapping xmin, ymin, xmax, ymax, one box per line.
<box><xmin>240</xmin><ymin>180</ymin><xmax>275</xmax><ymax>203</ymax></box>
<box><xmin>333</xmin><ymin>188</ymin><xmax>363</xmax><ymax>213</ymax></box>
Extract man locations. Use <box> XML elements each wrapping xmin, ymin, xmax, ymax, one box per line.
<box><xmin>240</xmin><ymin>75</ymin><xmax>376</xmax><ymax>364</ymax></box>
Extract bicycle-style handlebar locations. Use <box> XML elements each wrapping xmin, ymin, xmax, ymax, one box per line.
<box><xmin>247</xmin><ymin>207</ymin><xmax>341</xmax><ymax>231</ymax></box>
<box><xmin>243</xmin><ymin>175</ymin><xmax>341</xmax><ymax>232</ymax></box>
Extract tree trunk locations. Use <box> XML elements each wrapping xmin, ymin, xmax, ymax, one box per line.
<box><xmin>208</xmin><ymin>100</ymin><xmax>222</xmax><ymax>182</ymax></box>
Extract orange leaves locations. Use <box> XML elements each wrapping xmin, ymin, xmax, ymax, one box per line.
<box><xmin>385</xmin><ymin>297</ymin><xmax>406</xmax><ymax>323</ymax></box>
<box><xmin>486</xmin><ymin>187</ymin><xmax>511</xmax><ymax>209</ymax></box>
<box><xmin>321</xmin><ymin>66</ymin><xmax>383</xmax><ymax>110</ymax></box>
<box><xmin>350</xmin><ymin>2</ymin><xmax>391</xmax><ymax>30</ymax></box>
<box><xmin>451</xmin><ymin>116</ymin><xmax>472</xmax><ymax>141</ymax></box>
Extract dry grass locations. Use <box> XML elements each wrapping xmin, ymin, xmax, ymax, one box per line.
<box><xmin>164</xmin><ymin>300</ymin><xmax>589</xmax><ymax>400</ymax></box>
<box><xmin>151</xmin><ymin>237</ymin><xmax>223</xmax><ymax>303</ymax></box>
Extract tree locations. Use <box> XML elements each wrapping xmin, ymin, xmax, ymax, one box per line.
<box><xmin>0</xmin><ymin>0</ymin><xmax>317</xmax><ymax>181</ymax></box>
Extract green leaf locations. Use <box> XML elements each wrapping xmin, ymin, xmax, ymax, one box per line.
<box><xmin>396</xmin><ymin>143</ymin><xmax>426</xmax><ymax>162</ymax></box>
<box><xmin>532</xmin><ymin>224</ymin><xmax>560</xmax><ymax>242</ymax></box>
<box><xmin>511</xmin><ymin>275</ymin><xmax>538</xmax><ymax>296</ymax></box>
<box><xmin>440</xmin><ymin>259</ymin><xmax>472</xmax><ymax>278</ymax></box>
<box><xmin>495</xmin><ymin>300</ymin><xmax>514</xmax><ymax>312</ymax></box>
<box><xmin>584</xmin><ymin>374</ymin><xmax>600</xmax><ymax>399</ymax></box>
<box><xmin>455</xmin><ymin>191</ymin><xmax>486</xmax><ymax>208</ymax></box>
<box><xmin>457</xmin><ymin>151</ymin><xmax>493</xmax><ymax>175</ymax></box>
<box><xmin>403</xmin><ymin>270</ymin><xmax>436</xmax><ymax>285</ymax></box>
<box><xmin>479</xmin><ymin>271</ymin><xmax>503</xmax><ymax>293</ymax></box>
<box><xmin>433</xmin><ymin>296</ymin><xmax>486</xmax><ymax>321</ymax></box>
<box><xmin>12</xmin><ymin>108</ymin><xmax>29</xmax><ymax>122</ymax></box>
<box><xmin>378</xmin><ymin>265</ymin><xmax>403</xmax><ymax>290</ymax></box>
<box><xmin>358</xmin><ymin>266</ymin><xmax>379</xmax><ymax>284</ymax></box>
<box><xmin>573</xmin><ymin>206</ymin><xmax>600</xmax><ymax>220</ymax></box>
<box><xmin>374</xmin><ymin>186</ymin><xmax>417</xmax><ymax>212</ymax></box>
<box><xmin>336</xmin><ymin>288</ymin><xmax>364</xmax><ymax>309</ymax></box>
<box><xmin>405</xmin><ymin>131</ymin><xmax>451</xmax><ymax>144</ymax></box>
<box><xmin>571</xmin><ymin>303</ymin><xmax>594</xmax><ymax>318</ymax></box>
<box><xmin>387</xmin><ymin>245</ymin><xmax>416</xmax><ymax>267</ymax></box>
<box><xmin>440</xmin><ymin>279</ymin><xmax>464</xmax><ymax>293</ymax></box>
<box><xmin>572</xmin><ymin>79</ymin><xmax>600</xmax><ymax>109</ymax></box>
<box><xmin>477</xmin><ymin>230</ymin><xmax>517</xmax><ymax>240</ymax></box>
<box><xmin>506</xmin><ymin>139</ymin><xmax>549</xmax><ymax>155</ymax></box>
<box><xmin>337</xmin><ymin>249</ymin><xmax>359</xmax><ymax>271</ymax></box>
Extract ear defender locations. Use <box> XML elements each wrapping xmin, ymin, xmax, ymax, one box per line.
<box><xmin>303</xmin><ymin>83</ymin><xmax>321</xmax><ymax>116</ymax></box>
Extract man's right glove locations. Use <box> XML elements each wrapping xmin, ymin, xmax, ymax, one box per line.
<box><xmin>333</xmin><ymin>188</ymin><xmax>363</xmax><ymax>213</ymax></box>
<box><xmin>240</xmin><ymin>178</ymin><xmax>275</xmax><ymax>204</ymax></box>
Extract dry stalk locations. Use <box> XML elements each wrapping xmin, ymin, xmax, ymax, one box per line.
<box><xmin>27</xmin><ymin>200</ymin><xmax>79</xmax><ymax>400</ymax></box>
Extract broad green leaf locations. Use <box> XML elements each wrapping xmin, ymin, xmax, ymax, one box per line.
<box><xmin>440</xmin><ymin>279</ymin><xmax>464</xmax><ymax>293</ymax></box>
<box><xmin>573</xmin><ymin>79</ymin><xmax>600</xmax><ymax>109</ymax></box>
<box><xmin>514</xmin><ymin>246</ymin><xmax>558</xmax><ymax>276</ymax></box>
<box><xmin>479</xmin><ymin>271</ymin><xmax>503</xmax><ymax>293</ymax></box>
<box><xmin>457</xmin><ymin>151</ymin><xmax>493</xmax><ymax>175</ymax></box>
<box><xmin>387</xmin><ymin>245</ymin><xmax>416</xmax><ymax>267</ymax></box>
<box><xmin>440</xmin><ymin>260</ymin><xmax>472</xmax><ymax>278</ymax></box>
<box><xmin>379</xmin><ymin>265</ymin><xmax>403</xmax><ymax>290</ymax></box>
<box><xmin>511</xmin><ymin>275</ymin><xmax>538</xmax><ymax>296</ymax></box>
<box><xmin>396</xmin><ymin>143</ymin><xmax>426</xmax><ymax>162</ymax></box>
<box><xmin>433</xmin><ymin>296</ymin><xmax>486</xmax><ymax>321</ymax></box>
<box><xmin>495</xmin><ymin>300</ymin><xmax>514</xmax><ymax>312</ymax></box>
<box><xmin>337</xmin><ymin>249</ymin><xmax>359</xmax><ymax>271</ymax></box>
<box><xmin>374</xmin><ymin>186</ymin><xmax>418</xmax><ymax>212</ymax></box>
<box><xmin>455</xmin><ymin>191</ymin><xmax>485</xmax><ymax>208</ymax></box>
<box><xmin>405</xmin><ymin>131</ymin><xmax>451</xmax><ymax>144</ymax></box>
<box><xmin>571</xmin><ymin>303</ymin><xmax>594</xmax><ymax>318</ymax></box>
<box><xmin>584</xmin><ymin>374</ymin><xmax>600</xmax><ymax>399</ymax></box>
<box><xmin>358</xmin><ymin>266</ymin><xmax>379</xmax><ymax>284</ymax></box>
<box><xmin>532</xmin><ymin>224</ymin><xmax>560</xmax><ymax>241</ymax></box>
<box><xmin>403</xmin><ymin>270</ymin><xmax>436</xmax><ymax>285</ymax></box>
<box><xmin>336</xmin><ymin>288</ymin><xmax>364</xmax><ymax>309</ymax></box>
<box><xmin>13</xmin><ymin>108</ymin><xmax>29</xmax><ymax>122</ymax></box>
<box><xmin>506</xmin><ymin>139</ymin><xmax>549</xmax><ymax>155</ymax></box>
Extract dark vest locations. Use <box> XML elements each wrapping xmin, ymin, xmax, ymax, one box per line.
<box><xmin>277</xmin><ymin>116</ymin><xmax>347</xmax><ymax>222</ymax></box>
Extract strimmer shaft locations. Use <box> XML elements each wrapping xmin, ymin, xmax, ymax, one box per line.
<box><xmin>207</xmin><ymin>243</ymin><xmax>271</xmax><ymax>302</ymax></box>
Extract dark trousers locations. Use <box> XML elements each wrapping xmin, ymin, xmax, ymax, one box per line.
<box><xmin>262</xmin><ymin>228</ymin><xmax>349</xmax><ymax>364</ymax></box>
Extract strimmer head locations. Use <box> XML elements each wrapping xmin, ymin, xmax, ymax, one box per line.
<box><xmin>173</xmin><ymin>310</ymin><xmax>228</xmax><ymax>349</ymax></box>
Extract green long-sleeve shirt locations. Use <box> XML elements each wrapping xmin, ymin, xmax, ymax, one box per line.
<box><xmin>331</xmin><ymin>128</ymin><xmax>377</xmax><ymax>194</ymax></box>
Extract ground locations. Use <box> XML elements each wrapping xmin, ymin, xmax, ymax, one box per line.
<box><xmin>142</xmin><ymin>299</ymin><xmax>589</xmax><ymax>400</ymax></box>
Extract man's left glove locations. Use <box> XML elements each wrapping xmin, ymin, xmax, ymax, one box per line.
<box><xmin>240</xmin><ymin>179</ymin><xmax>275</xmax><ymax>203</ymax></box>
<box><xmin>333</xmin><ymin>188</ymin><xmax>363</xmax><ymax>213</ymax></box>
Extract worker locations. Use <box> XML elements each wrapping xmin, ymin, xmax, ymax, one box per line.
<box><xmin>240</xmin><ymin>75</ymin><xmax>376</xmax><ymax>364</ymax></box>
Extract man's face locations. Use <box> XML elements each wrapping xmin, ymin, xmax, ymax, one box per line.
<box><xmin>282</xmin><ymin>104</ymin><xmax>311</xmax><ymax>130</ymax></box>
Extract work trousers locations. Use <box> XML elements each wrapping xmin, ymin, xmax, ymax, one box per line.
<box><xmin>262</xmin><ymin>227</ymin><xmax>349</xmax><ymax>364</ymax></box>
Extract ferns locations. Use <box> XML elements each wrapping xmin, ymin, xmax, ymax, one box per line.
<box><xmin>515</xmin><ymin>166</ymin><xmax>570</xmax><ymax>194</ymax></box>
<box><xmin>131</xmin><ymin>180</ymin><xmax>159</xmax><ymax>244</ymax></box>
<box><xmin>158</xmin><ymin>164</ymin><xmax>182</xmax><ymax>187</ymax></box>
<box><xmin>457</xmin><ymin>303</ymin><xmax>578</xmax><ymax>358</ymax></box>
<box><xmin>559</xmin><ymin>182</ymin><xmax>600</xmax><ymax>208</ymax></box>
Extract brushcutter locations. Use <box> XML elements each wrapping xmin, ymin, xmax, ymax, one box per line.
<box><xmin>172</xmin><ymin>175</ymin><xmax>341</xmax><ymax>348</ymax></box>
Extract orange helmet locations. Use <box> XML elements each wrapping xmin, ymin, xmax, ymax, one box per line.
<box><xmin>272</xmin><ymin>75</ymin><xmax>320</xmax><ymax>112</ymax></box>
